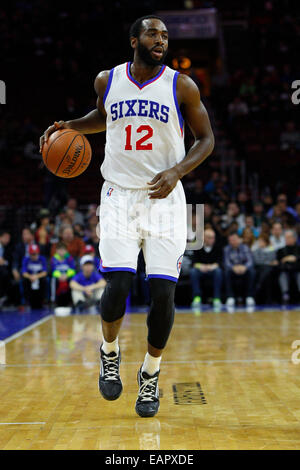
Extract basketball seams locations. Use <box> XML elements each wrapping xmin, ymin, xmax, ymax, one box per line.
<box><xmin>54</xmin><ymin>134</ymin><xmax>78</xmax><ymax>175</ymax></box>
<box><xmin>44</xmin><ymin>129</ymin><xmax>75</xmax><ymax>167</ymax></box>
<box><xmin>67</xmin><ymin>134</ymin><xmax>89</xmax><ymax>177</ymax></box>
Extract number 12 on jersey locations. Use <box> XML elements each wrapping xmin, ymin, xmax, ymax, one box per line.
<box><xmin>125</xmin><ymin>125</ymin><xmax>153</xmax><ymax>151</ymax></box>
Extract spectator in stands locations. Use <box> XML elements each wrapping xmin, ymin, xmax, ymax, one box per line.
<box><xmin>84</xmin><ymin>225</ymin><xmax>100</xmax><ymax>257</ymax></box>
<box><xmin>204</xmin><ymin>171</ymin><xmax>220</xmax><ymax>194</ymax></box>
<box><xmin>65</xmin><ymin>208</ymin><xmax>76</xmax><ymax>227</ymax></box>
<box><xmin>241</xmin><ymin>226</ymin><xmax>256</xmax><ymax>249</ymax></box>
<box><xmin>253</xmin><ymin>201</ymin><xmax>266</xmax><ymax>232</ymax></box>
<box><xmin>267</xmin><ymin>194</ymin><xmax>298</xmax><ymax>220</ymax></box>
<box><xmin>50</xmin><ymin>225</ymin><xmax>86</xmax><ymax>260</ymax></box>
<box><xmin>277</xmin><ymin>230</ymin><xmax>300</xmax><ymax>305</ymax></box>
<box><xmin>82</xmin><ymin>244</ymin><xmax>100</xmax><ymax>270</ymax></box>
<box><xmin>22</xmin><ymin>244</ymin><xmax>47</xmax><ymax>309</ymax></box>
<box><xmin>221</xmin><ymin>202</ymin><xmax>245</xmax><ymax>232</ymax></box>
<box><xmin>50</xmin><ymin>242</ymin><xmax>76</xmax><ymax>307</ymax></box>
<box><xmin>85</xmin><ymin>204</ymin><xmax>98</xmax><ymax>222</ymax></box>
<box><xmin>74</xmin><ymin>223</ymin><xmax>85</xmax><ymax>239</ymax></box>
<box><xmin>85</xmin><ymin>214</ymin><xmax>99</xmax><ymax>240</ymax></box>
<box><xmin>190</xmin><ymin>228</ymin><xmax>223</xmax><ymax>312</ymax></box>
<box><xmin>252</xmin><ymin>232</ymin><xmax>278</xmax><ymax>304</ymax></box>
<box><xmin>268</xmin><ymin>204</ymin><xmax>285</xmax><ymax>226</ymax></box>
<box><xmin>280</xmin><ymin>121</ymin><xmax>300</xmax><ymax>151</ymax></box>
<box><xmin>70</xmin><ymin>255</ymin><xmax>106</xmax><ymax>313</ymax></box>
<box><xmin>262</xmin><ymin>194</ymin><xmax>274</xmax><ymax>212</ymax></box>
<box><xmin>224</xmin><ymin>232</ymin><xmax>256</xmax><ymax>311</ymax></box>
<box><xmin>237</xmin><ymin>191</ymin><xmax>253</xmax><ymax>215</ymax></box>
<box><xmin>12</xmin><ymin>227</ymin><xmax>35</xmax><ymax>304</ymax></box>
<box><xmin>0</xmin><ymin>230</ymin><xmax>12</xmax><ymax>309</ymax></box>
<box><xmin>270</xmin><ymin>222</ymin><xmax>286</xmax><ymax>250</ymax></box>
<box><xmin>65</xmin><ymin>198</ymin><xmax>84</xmax><ymax>226</ymax></box>
<box><xmin>228</xmin><ymin>96</ymin><xmax>249</xmax><ymax>120</ymax></box>
<box><xmin>54</xmin><ymin>209</ymin><xmax>70</xmax><ymax>237</ymax></box>
<box><xmin>35</xmin><ymin>212</ymin><xmax>52</xmax><ymax>256</ymax></box>
<box><xmin>238</xmin><ymin>215</ymin><xmax>260</xmax><ymax>238</ymax></box>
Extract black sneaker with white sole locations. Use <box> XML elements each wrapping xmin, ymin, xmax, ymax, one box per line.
<box><xmin>99</xmin><ymin>346</ymin><xmax>123</xmax><ymax>401</ymax></box>
<box><xmin>135</xmin><ymin>367</ymin><xmax>160</xmax><ymax>418</ymax></box>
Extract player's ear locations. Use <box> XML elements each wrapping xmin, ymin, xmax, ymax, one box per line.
<box><xmin>130</xmin><ymin>36</ymin><xmax>137</xmax><ymax>50</ymax></box>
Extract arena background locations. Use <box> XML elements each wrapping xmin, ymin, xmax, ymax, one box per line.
<box><xmin>1</xmin><ymin>0</ymin><xmax>300</xmax><ymax>453</ymax></box>
<box><xmin>0</xmin><ymin>0</ymin><xmax>300</xmax><ymax>310</ymax></box>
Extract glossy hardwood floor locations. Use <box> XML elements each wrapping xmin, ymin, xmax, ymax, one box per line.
<box><xmin>0</xmin><ymin>309</ymin><xmax>300</xmax><ymax>450</ymax></box>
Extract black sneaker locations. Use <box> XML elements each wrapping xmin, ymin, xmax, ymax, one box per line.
<box><xmin>99</xmin><ymin>346</ymin><xmax>123</xmax><ymax>401</ymax></box>
<box><xmin>135</xmin><ymin>367</ymin><xmax>160</xmax><ymax>418</ymax></box>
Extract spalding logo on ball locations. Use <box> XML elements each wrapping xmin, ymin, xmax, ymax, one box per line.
<box><xmin>42</xmin><ymin>129</ymin><xmax>92</xmax><ymax>178</ymax></box>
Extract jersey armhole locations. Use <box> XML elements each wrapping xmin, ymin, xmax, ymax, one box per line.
<box><xmin>172</xmin><ymin>71</ymin><xmax>184</xmax><ymax>137</ymax></box>
<box><xmin>103</xmin><ymin>68</ymin><xmax>115</xmax><ymax>106</ymax></box>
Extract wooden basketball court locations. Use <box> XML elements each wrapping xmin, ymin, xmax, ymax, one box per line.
<box><xmin>0</xmin><ymin>309</ymin><xmax>300</xmax><ymax>450</ymax></box>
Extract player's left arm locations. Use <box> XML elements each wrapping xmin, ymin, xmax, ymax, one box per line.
<box><xmin>148</xmin><ymin>74</ymin><xmax>214</xmax><ymax>199</ymax></box>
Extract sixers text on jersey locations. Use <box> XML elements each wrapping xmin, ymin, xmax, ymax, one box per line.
<box><xmin>110</xmin><ymin>100</ymin><xmax>169</xmax><ymax>123</ymax></box>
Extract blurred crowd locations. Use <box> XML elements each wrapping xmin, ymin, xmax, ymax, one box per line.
<box><xmin>1</xmin><ymin>186</ymin><xmax>300</xmax><ymax>313</ymax></box>
<box><xmin>1</xmin><ymin>0</ymin><xmax>300</xmax><ymax>312</ymax></box>
<box><xmin>0</xmin><ymin>198</ymin><xmax>106</xmax><ymax>313</ymax></box>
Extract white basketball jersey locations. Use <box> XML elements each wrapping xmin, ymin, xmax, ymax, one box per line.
<box><xmin>101</xmin><ymin>62</ymin><xmax>185</xmax><ymax>189</ymax></box>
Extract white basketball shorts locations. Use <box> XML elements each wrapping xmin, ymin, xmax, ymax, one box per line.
<box><xmin>98</xmin><ymin>179</ymin><xmax>187</xmax><ymax>282</ymax></box>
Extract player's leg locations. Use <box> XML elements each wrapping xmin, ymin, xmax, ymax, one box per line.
<box><xmin>100</xmin><ymin>270</ymin><xmax>134</xmax><ymax>344</ymax></box>
<box><xmin>98</xmin><ymin>270</ymin><xmax>135</xmax><ymax>401</ymax></box>
<box><xmin>135</xmin><ymin>277</ymin><xmax>176</xmax><ymax>418</ymax></box>
<box><xmin>135</xmin><ymin>181</ymin><xmax>188</xmax><ymax>417</ymax></box>
<box><xmin>98</xmin><ymin>180</ymin><xmax>141</xmax><ymax>401</ymax></box>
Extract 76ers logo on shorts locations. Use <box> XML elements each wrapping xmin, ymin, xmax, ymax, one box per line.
<box><xmin>106</xmin><ymin>187</ymin><xmax>114</xmax><ymax>197</ymax></box>
<box><xmin>177</xmin><ymin>254</ymin><xmax>184</xmax><ymax>274</ymax></box>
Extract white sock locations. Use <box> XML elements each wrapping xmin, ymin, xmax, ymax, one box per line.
<box><xmin>142</xmin><ymin>352</ymin><xmax>161</xmax><ymax>376</ymax></box>
<box><xmin>102</xmin><ymin>337</ymin><xmax>119</xmax><ymax>355</ymax></box>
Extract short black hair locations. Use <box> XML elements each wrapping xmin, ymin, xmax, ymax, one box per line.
<box><xmin>129</xmin><ymin>15</ymin><xmax>164</xmax><ymax>40</ymax></box>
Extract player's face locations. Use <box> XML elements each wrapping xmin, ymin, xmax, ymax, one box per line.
<box><xmin>136</xmin><ymin>19</ymin><xmax>168</xmax><ymax>66</ymax></box>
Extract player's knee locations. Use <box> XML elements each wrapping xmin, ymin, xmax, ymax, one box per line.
<box><xmin>100</xmin><ymin>271</ymin><xmax>134</xmax><ymax>322</ymax></box>
<box><xmin>149</xmin><ymin>278</ymin><xmax>176</xmax><ymax>309</ymax></box>
<box><xmin>147</xmin><ymin>278</ymin><xmax>176</xmax><ymax>349</ymax></box>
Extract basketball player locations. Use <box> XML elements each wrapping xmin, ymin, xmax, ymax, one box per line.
<box><xmin>40</xmin><ymin>15</ymin><xmax>214</xmax><ymax>418</ymax></box>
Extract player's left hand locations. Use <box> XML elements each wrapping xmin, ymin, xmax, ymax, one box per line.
<box><xmin>147</xmin><ymin>168</ymin><xmax>180</xmax><ymax>199</ymax></box>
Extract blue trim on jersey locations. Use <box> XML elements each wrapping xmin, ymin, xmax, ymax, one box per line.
<box><xmin>147</xmin><ymin>274</ymin><xmax>178</xmax><ymax>283</ymax></box>
<box><xmin>126</xmin><ymin>62</ymin><xmax>166</xmax><ymax>90</ymax></box>
<box><xmin>103</xmin><ymin>68</ymin><xmax>115</xmax><ymax>105</ymax></box>
<box><xmin>172</xmin><ymin>72</ymin><xmax>184</xmax><ymax>135</ymax></box>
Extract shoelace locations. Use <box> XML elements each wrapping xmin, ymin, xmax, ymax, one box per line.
<box><xmin>102</xmin><ymin>354</ymin><xmax>120</xmax><ymax>381</ymax></box>
<box><xmin>138</xmin><ymin>375</ymin><xmax>158</xmax><ymax>402</ymax></box>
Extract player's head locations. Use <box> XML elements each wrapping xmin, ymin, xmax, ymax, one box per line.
<box><xmin>129</xmin><ymin>15</ymin><xmax>168</xmax><ymax>66</ymax></box>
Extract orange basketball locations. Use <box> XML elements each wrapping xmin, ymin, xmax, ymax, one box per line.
<box><xmin>42</xmin><ymin>129</ymin><xmax>92</xmax><ymax>178</ymax></box>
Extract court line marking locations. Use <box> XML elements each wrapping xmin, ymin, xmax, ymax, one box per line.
<box><xmin>2</xmin><ymin>314</ymin><xmax>52</xmax><ymax>344</ymax></box>
<box><xmin>0</xmin><ymin>422</ymin><xmax>46</xmax><ymax>425</ymax></box>
<box><xmin>128</xmin><ymin>323</ymin><xmax>300</xmax><ymax>330</ymax></box>
<box><xmin>0</xmin><ymin>358</ymin><xmax>291</xmax><ymax>368</ymax></box>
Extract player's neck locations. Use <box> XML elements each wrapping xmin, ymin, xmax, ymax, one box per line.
<box><xmin>130</xmin><ymin>58</ymin><xmax>162</xmax><ymax>85</ymax></box>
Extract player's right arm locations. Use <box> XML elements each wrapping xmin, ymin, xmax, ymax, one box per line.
<box><xmin>39</xmin><ymin>71</ymin><xmax>110</xmax><ymax>153</ymax></box>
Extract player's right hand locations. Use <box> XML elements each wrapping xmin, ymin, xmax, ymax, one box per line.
<box><xmin>39</xmin><ymin>120</ymin><xmax>69</xmax><ymax>154</ymax></box>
